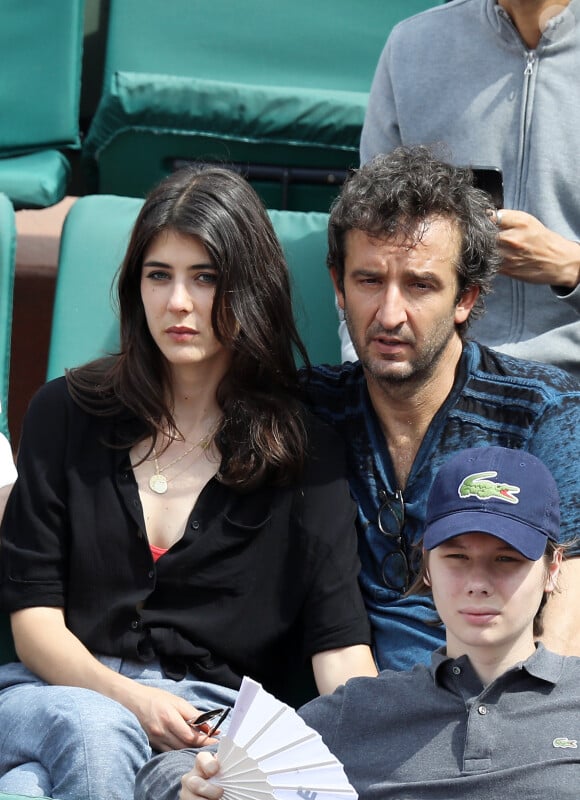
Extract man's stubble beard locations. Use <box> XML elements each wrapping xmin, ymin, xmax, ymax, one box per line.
<box><xmin>344</xmin><ymin>307</ymin><xmax>460</xmax><ymax>390</ymax></box>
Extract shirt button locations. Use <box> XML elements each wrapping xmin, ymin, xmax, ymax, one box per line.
<box><xmin>133</xmin><ymin>499</ymin><xmax>139</xmax><ymax>508</ymax></box>
<box><xmin>478</xmin><ymin>705</ymin><xmax>488</xmax><ymax>716</ymax></box>
<box><xmin>130</xmin><ymin>620</ymin><xmax>140</xmax><ymax>630</ymax></box>
<box><xmin>452</xmin><ymin>666</ymin><xmax>461</xmax><ymax>675</ymax></box>
<box><xmin>190</xmin><ymin>520</ymin><xmax>200</xmax><ymax>530</ymax></box>
<box><xmin>148</xmin><ymin>570</ymin><xmax>154</xmax><ymax>579</ymax></box>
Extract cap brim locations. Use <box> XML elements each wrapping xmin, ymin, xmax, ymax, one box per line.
<box><xmin>423</xmin><ymin>510</ymin><xmax>549</xmax><ymax>560</ymax></box>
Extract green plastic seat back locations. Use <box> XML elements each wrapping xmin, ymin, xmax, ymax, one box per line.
<box><xmin>0</xmin><ymin>195</ymin><xmax>15</xmax><ymax>662</ymax></box>
<box><xmin>0</xmin><ymin>194</ymin><xmax>16</xmax><ymax>437</ymax></box>
<box><xmin>0</xmin><ymin>0</ymin><xmax>84</xmax><ymax>208</ymax></box>
<box><xmin>47</xmin><ymin>195</ymin><xmax>337</xmax><ymax>381</ymax></box>
<box><xmin>47</xmin><ymin>196</ymin><xmax>140</xmax><ymax>381</ymax></box>
<box><xmin>267</xmin><ymin>210</ymin><xmax>337</xmax><ymax>365</ymax></box>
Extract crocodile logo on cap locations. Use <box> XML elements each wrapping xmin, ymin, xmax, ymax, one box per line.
<box><xmin>458</xmin><ymin>471</ymin><xmax>520</xmax><ymax>504</ymax></box>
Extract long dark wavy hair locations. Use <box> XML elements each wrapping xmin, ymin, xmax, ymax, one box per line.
<box><xmin>66</xmin><ymin>165</ymin><xmax>310</xmax><ymax>490</ymax></box>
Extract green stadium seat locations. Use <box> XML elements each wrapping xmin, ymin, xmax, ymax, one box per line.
<box><xmin>0</xmin><ymin>195</ymin><xmax>16</xmax><ymax>666</ymax></box>
<box><xmin>83</xmin><ymin>0</ymin><xmax>443</xmax><ymax>211</ymax></box>
<box><xmin>0</xmin><ymin>194</ymin><xmax>16</xmax><ymax>438</ymax></box>
<box><xmin>0</xmin><ymin>796</ymin><xmax>52</xmax><ymax>800</ymax></box>
<box><xmin>46</xmin><ymin>194</ymin><xmax>336</xmax><ymax>382</ymax></box>
<box><xmin>0</xmin><ymin>0</ymin><xmax>84</xmax><ymax>209</ymax></box>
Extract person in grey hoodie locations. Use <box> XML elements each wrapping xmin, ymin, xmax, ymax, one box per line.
<box><xmin>342</xmin><ymin>0</ymin><xmax>580</xmax><ymax>377</ymax></box>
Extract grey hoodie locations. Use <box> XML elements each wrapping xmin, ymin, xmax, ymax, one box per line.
<box><xmin>359</xmin><ymin>0</ymin><xmax>580</xmax><ymax>377</ymax></box>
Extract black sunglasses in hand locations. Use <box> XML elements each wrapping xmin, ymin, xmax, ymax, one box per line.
<box><xmin>187</xmin><ymin>707</ymin><xmax>231</xmax><ymax>737</ymax></box>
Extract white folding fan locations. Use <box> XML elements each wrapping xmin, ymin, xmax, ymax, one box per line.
<box><xmin>210</xmin><ymin>676</ymin><xmax>357</xmax><ymax>800</ymax></box>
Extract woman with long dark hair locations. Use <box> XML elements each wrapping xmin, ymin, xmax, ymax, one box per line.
<box><xmin>0</xmin><ymin>166</ymin><xmax>376</xmax><ymax>800</ymax></box>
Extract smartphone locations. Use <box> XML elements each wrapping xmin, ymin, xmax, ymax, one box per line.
<box><xmin>470</xmin><ymin>166</ymin><xmax>504</xmax><ymax>209</ymax></box>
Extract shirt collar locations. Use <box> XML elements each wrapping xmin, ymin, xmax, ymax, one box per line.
<box><xmin>520</xmin><ymin>642</ymin><xmax>565</xmax><ymax>685</ymax></box>
<box><xmin>485</xmin><ymin>0</ymin><xmax>580</xmax><ymax>48</ymax></box>
<box><xmin>430</xmin><ymin>642</ymin><xmax>564</xmax><ymax>687</ymax></box>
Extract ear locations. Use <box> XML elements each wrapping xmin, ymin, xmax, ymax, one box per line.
<box><xmin>544</xmin><ymin>548</ymin><xmax>563</xmax><ymax>594</ymax></box>
<box><xmin>454</xmin><ymin>285</ymin><xmax>480</xmax><ymax>326</ymax></box>
<box><xmin>329</xmin><ymin>266</ymin><xmax>345</xmax><ymax>311</ymax></box>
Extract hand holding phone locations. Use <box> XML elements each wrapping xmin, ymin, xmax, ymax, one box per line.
<box><xmin>470</xmin><ymin>166</ymin><xmax>504</xmax><ymax>209</ymax></box>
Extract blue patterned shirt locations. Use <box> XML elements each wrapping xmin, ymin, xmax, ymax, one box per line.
<box><xmin>302</xmin><ymin>342</ymin><xmax>580</xmax><ymax>670</ymax></box>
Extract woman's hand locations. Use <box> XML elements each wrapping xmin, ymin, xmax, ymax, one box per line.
<box><xmin>124</xmin><ymin>683</ymin><xmax>217</xmax><ymax>752</ymax></box>
<box><xmin>10</xmin><ymin>607</ymin><xmax>216</xmax><ymax>752</ymax></box>
<box><xmin>180</xmin><ymin>752</ymin><xmax>224</xmax><ymax>800</ymax></box>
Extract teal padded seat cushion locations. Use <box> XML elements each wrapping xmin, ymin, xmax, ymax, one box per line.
<box><xmin>83</xmin><ymin>0</ymin><xmax>444</xmax><ymax>203</ymax></box>
<box><xmin>0</xmin><ymin>796</ymin><xmax>51</xmax><ymax>800</ymax></box>
<box><xmin>0</xmin><ymin>151</ymin><xmax>71</xmax><ymax>210</ymax></box>
<box><xmin>84</xmin><ymin>71</ymin><xmax>366</xmax><ymax>163</ymax></box>
<box><xmin>0</xmin><ymin>0</ymin><xmax>83</xmax><ymax>208</ymax></box>
<box><xmin>99</xmin><ymin>0</ymin><xmax>443</xmax><ymax>92</ymax></box>
<box><xmin>0</xmin><ymin>1</ymin><xmax>83</xmax><ymax>154</ymax></box>
<box><xmin>0</xmin><ymin>193</ymin><xmax>15</xmax><ymax>432</ymax></box>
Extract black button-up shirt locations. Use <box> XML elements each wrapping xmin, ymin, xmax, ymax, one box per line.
<box><xmin>0</xmin><ymin>378</ymin><xmax>370</xmax><ymax>697</ymax></box>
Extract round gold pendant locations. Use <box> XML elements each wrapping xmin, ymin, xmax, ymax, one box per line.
<box><xmin>149</xmin><ymin>473</ymin><xmax>168</xmax><ymax>494</ymax></box>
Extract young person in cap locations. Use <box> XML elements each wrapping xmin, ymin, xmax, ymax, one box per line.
<box><xmin>156</xmin><ymin>446</ymin><xmax>580</xmax><ymax>800</ymax></box>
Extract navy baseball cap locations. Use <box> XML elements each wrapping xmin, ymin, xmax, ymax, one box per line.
<box><xmin>423</xmin><ymin>446</ymin><xmax>560</xmax><ymax>560</ymax></box>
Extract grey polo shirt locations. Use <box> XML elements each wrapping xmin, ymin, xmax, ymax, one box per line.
<box><xmin>299</xmin><ymin>645</ymin><xmax>580</xmax><ymax>798</ymax></box>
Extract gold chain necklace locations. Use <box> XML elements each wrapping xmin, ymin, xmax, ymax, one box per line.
<box><xmin>149</xmin><ymin>434</ymin><xmax>212</xmax><ymax>495</ymax></box>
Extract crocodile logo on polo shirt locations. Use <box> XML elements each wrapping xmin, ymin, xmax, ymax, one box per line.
<box><xmin>458</xmin><ymin>471</ymin><xmax>520</xmax><ymax>504</ymax></box>
<box><xmin>553</xmin><ymin>737</ymin><xmax>578</xmax><ymax>749</ymax></box>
